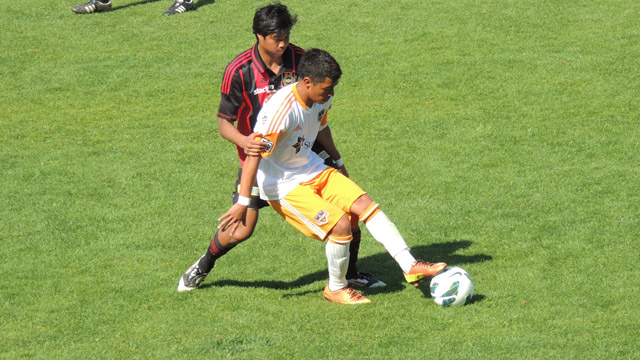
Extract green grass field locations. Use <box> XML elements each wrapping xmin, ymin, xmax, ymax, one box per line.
<box><xmin>2</xmin><ymin>0</ymin><xmax>639</xmax><ymax>358</ymax></box>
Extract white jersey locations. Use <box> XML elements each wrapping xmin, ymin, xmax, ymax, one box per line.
<box><xmin>253</xmin><ymin>83</ymin><xmax>332</xmax><ymax>200</ymax></box>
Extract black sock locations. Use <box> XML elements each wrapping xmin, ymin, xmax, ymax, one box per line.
<box><xmin>197</xmin><ymin>232</ymin><xmax>237</xmax><ymax>273</ymax></box>
<box><xmin>346</xmin><ymin>226</ymin><xmax>361</xmax><ymax>278</ymax></box>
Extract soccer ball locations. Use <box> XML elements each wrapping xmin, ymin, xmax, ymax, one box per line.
<box><xmin>429</xmin><ymin>267</ymin><xmax>474</xmax><ymax>307</ymax></box>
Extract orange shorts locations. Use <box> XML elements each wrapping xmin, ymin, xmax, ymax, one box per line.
<box><xmin>268</xmin><ymin>168</ymin><xmax>366</xmax><ymax>241</ymax></box>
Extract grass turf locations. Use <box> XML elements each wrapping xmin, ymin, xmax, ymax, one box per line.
<box><xmin>1</xmin><ymin>0</ymin><xmax>639</xmax><ymax>358</ymax></box>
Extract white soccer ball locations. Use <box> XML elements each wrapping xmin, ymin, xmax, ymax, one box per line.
<box><xmin>429</xmin><ymin>267</ymin><xmax>474</xmax><ymax>307</ymax></box>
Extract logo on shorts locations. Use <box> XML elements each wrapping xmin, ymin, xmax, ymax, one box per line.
<box><xmin>315</xmin><ymin>210</ymin><xmax>330</xmax><ymax>226</ymax></box>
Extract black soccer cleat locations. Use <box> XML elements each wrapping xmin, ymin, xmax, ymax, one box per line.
<box><xmin>71</xmin><ymin>0</ymin><xmax>112</xmax><ymax>14</ymax></box>
<box><xmin>177</xmin><ymin>255</ymin><xmax>208</xmax><ymax>292</ymax></box>
<box><xmin>347</xmin><ymin>272</ymin><xmax>387</xmax><ymax>288</ymax></box>
<box><xmin>162</xmin><ymin>0</ymin><xmax>195</xmax><ymax>15</ymax></box>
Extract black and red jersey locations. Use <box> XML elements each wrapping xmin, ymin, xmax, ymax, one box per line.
<box><xmin>218</xmin><ymin>43</ymin><xmax>305</xmax><ymax>163</ymax></box>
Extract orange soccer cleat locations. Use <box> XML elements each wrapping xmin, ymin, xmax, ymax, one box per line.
<box><xmin>323</xmin><ymin>285</ymin><xmax>372</xmax><ymax>304</ymax></box>
<box><xmin>404</xmin><ymin>260</ymin><xmax>447</xmax><ymax>286</ymax></box>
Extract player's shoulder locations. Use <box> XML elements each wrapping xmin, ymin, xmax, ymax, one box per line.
<box><xmin>289</xmin><ymin>43</ymin><xmax>305</xmax><ymax>56</ymax></box>
<box><xmin>259</xmin><ymin>86</ymin><xmax>297</xmax><ymax>120</ymax></box>
<box><xmin>223</xmin><ymin>47</ymin><xmax>253</xmax><ymax>74</ymax></box>
<box><xmin>266</xmin><ymin>84</ymin><xmax>297</xmax><ymax>108</ymax></box>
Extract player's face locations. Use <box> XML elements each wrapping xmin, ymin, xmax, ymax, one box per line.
<box><xmin>308</xmin><ymin>77</ymin><xmax>337</xmax><ymax>104</ymax></box>
<box><xmin>257</xmin><ymin>32</ymin><xmax>290</xmax><ymax>58</ymax></box>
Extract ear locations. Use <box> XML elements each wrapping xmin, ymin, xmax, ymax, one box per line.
<box><xmin>302</xmin><ymin>77</ymin><xmax>313</xmax><ymax>88</ymax></box>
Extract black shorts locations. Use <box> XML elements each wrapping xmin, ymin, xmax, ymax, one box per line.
<box><xmin>232</xmin><ymin>167</ymin><xmax>270</xmax><ymax>210</ymax></box>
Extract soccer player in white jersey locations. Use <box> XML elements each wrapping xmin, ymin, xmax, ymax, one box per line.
<box><xmin>219</xmin><ymin>49</ymin><xmax>447</xmax><ymax>304</ymax></box>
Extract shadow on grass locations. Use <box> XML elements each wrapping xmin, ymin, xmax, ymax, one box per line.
<box><xmin>203</xmin><ymin>240</ymin><xmax>491</xmax><ymax>301</ymax></box>
<box><xmin>111</xmin><ymin>0</ymin><xmax>215</xmax><ymax>12</ymax></box>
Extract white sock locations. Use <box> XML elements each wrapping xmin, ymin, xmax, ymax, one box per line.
<box><xmin>365</xmin><ymin>210</ymin><xmax>415</xmax><ymax>273</ymax></box>
<box><xmin>325</xmin><ymin>241</ymin><xmax>349</xmax><ymax>291</ymax></box>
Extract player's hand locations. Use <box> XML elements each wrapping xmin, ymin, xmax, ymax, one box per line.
<box><xmin>243</xmin><ymin>132</ymin><xmax>267</xmax><ymax>156</ymax></box>
<box><xmin>218</xmin><ymin>203</ymin><xmax>248</xmax><ymax>236</ymax></box>
<box><xmin>338</xmin><ymin>165</ymin><xmax>349</xmax><ymax>178</ymax></box>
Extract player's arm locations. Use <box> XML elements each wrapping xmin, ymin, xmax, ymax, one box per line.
<box><xmin>315</xmin><ymin>125</ymin><xmax>348</xmax><ymax>177</ymax></box>
<box><xmin>218</xmin><ymin>117</ymin><xmax>265</xmax><ymax>156</ymax></box>
<box><xmin>218</xmin><ymin>153</ymin><xmax>261</xmax><ymax>236</ymax></box>
<box><xmin>218</xmin><ymin>68</ymin><xmax>266</xmax><ymax>156</ymax></box>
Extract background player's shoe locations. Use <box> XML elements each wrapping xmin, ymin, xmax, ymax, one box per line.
<box><xmin>403</xmin><ymin>260</ymin><xmax>447</xmax><ymax>284</ymax></box>
<box><xmin>177</xmin><ymin>256</ymin><xmax>208</xmax><ymax>292</ymax></box>
<box><xmin>163</xmin><ymin>0</ymin><xmax>195</xmax><ymax>15</ymax></box>
<box><xmin>323</xmin><ymin>285</ymin><xmax>371</xmax><ymax>304</ymax></box>
<box><xmin>347</xmin><ymin>272</ymin><xmax>386</xmax><ymax>288</ymax></box>
<box><xmin>71</xmin><ymin>0</ymin><xmax>112</xmax><ymax>14</ymax></box>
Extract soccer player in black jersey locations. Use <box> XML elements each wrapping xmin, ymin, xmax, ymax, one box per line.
<box><xmin>178</xmin><ymin>3</ymin><xmax>385</xmax><ymax>292</ymax></box>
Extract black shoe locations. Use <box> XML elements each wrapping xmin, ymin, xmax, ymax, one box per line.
<box><xmin>177</xmin><ymin>255</ymin><xmax>208</xmax><ymax>292</ymax></box>
<box><xmin>347</xmin><ymin>272</ymin><xmax>386</xmax><ymax>288</ymax></box>
<box><xmin>162</xmin><ymin>0</ymin><xmax>195</xmax><ymax>15</ymax></box>
<box><xmin>71</xmin><ymin>0</ymin><xmax>112</xmax><ymax>14</ymax></box>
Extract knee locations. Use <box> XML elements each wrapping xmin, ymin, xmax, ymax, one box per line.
<box><xmin>350</xmin><ymin>194</ymin><xmax>374</xmax><ymax>217</ymax></box>
<box><xmin>228</xmin><ymin>226</ymin><xmax>255</xmax><ymax>244</ymax></box>
<box><xmin>329</xmin><ymin>215</ymin><xmax>353</xmax><ymax>238</ymax></box>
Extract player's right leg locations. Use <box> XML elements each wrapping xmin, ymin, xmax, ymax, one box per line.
<box><xmin>353</xmin><ymin>195</ymin><xmax>447</xmax><ymax>285</ymax></box>
<box><xmin>322</xmin><ymin>217</ymin><xmax>371</xmax><ymax>305</ymax></box>
<box><xmin>71</xmin><ymin>0</ymin><xmax>112</xmax><ymax>14</ymax></box>
<box><xmin>269</xmin><ymin>184</ymin><xmax>370</xmax><ymax>304</ymax></box>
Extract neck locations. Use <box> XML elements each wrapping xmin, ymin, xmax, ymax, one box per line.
<box><xmin>257</xmin><ymin>46</ymin><xmax>283</xmax><ymax>73</ymax></box>
<box><xmin>295</xmin><ymin>82</ymin><xmax>313</xmax><ymax>108</ymax></box>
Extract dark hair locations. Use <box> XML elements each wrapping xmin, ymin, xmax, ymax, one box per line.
<box><xmin>253</xmin><ymin>2</ymin><xmax>297</xmax><ymax>37</ymax></box>
<box><xmin>297</xmin><ymin>48</ymin><xmax>342</xmax><ymax>84</ymax></box>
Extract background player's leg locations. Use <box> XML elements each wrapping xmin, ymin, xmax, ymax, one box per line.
<box><xmin>346</xmin><ymin>225</ymin><xmax>360</xmax><ymax>279</ymax></box>
<box><xmin>178</xmin><ymin>180</ymin><xmax>261</xmax><ymax>293</ymax></box>
<box><xmin>177</xmin><ymin>209</ymin><xmax>259</xmax><ymax>292</ymax></box>
<box><xmin>345</xmin><ymin>224</ymin><xmax>387</xmax><ymax>288</ymax></box>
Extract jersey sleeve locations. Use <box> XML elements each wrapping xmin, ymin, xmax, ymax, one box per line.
<box><xmin>254</xmin><ymin>100</ymin><xmax>292</xmax><ymax>158</ymax></box>
<box><xmin>217</xmin><ymin>69</ymin><xmax>244</xmax><ymax>122</ymax></box>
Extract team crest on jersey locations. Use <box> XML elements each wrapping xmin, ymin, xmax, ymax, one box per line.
<box><xmin>315</xmin><ymin>210</ymin><xmax>330</xmax><ymax>226</ymax></box>
<box><xmin>261</xmin><ymin>138</ymin><xmax>274</xmax><ymax>153</ymax></box>
<box><xmin>317</xmin><ymin>109</ymin><xmax>326</xmax><ymax>122</ymax></box>
<box><xmin>281</xmin><ymin>72</ymin><xmax>296</xmax><ymax>87</ymax></box>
